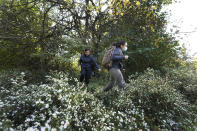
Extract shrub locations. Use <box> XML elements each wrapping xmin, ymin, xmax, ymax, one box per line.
<box><xmin>167</xmin><ymin>66</ymin><xmax>197</xmax><ymax>103</ymax></box>
<box><xmin>0</xmin><ymin>70</ymin><xmax>147</xmax><ymax>130</ymax></box>
<box><xmin>127</xmin><ymin>68</ymin><xmax>195</xmax><ymax>129</ymax></box>
<box><xmin>97</xmin><ymin>68</ymin><xmax>195</xmax><ymax>130</ymax></box>
<box><xmin>0</xmin><ymin>68</ymin><xmax>196</xmax><ymax>130</ymax></box>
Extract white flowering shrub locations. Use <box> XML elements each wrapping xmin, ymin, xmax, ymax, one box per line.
<box><xmin>125</xmin><ymin>68</ymin><xmax>196</xmax><ymax>130</ymax></box>
<box><xmin>0</xmin><ymin>70</ymin><xmax>146</xmax><ymax>130</ymax></box>
<box><xmin>0</xmin><ymin>68</ymin><xmax>196</xmax><ymax>130</ymax></box>
<box><xmin>95</xmin><ymin>68</ymin><xmax>196</xmax><ymax>130</ymax></box>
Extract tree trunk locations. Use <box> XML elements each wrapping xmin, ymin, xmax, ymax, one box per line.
<box><xmin>93</xmin><ymin>42</ymin><xmax>98</xmax><ymax>59</ymax></box>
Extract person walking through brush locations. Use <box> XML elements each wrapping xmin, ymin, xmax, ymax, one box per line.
<box><xmin>102</xmin><ymin>41</ymin><xmax>129</xmax><ymax>92</ymax></box>
<box><xmin>78</xmin><ymin>48</ymin><xmax>101</xmax><ymax>86</ymax></box>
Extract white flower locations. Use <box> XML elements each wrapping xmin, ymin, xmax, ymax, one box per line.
<box><xmin>64</xmin><ymin>120</ymin><xmax>69</xmax><ymax>128</ymax></box>
<box><xmin>52</xmin><ymin>113</ymin><xmax>57</xmax><ymax>118</ymax></box>
<box><xmin>21</xmin><ymin>72</ymin><xmax>25</xmax><ymax>75</ymax></box>
<box><xmin>61</xmin><ymin>121</ymin><xmax>64</xmax><ymax>125</ymax></box>
<box><xmin>45</xmin><ymin>104</ymin><xmax>49</xmax><ymax>108</ymax></box>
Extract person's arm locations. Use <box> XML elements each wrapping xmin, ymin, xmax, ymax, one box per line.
<box><xmin>78</xmin><ymin>55</ymin><xmax>82</xmax><ymax>67</ymax></box>
<box><xmin>112</xmin><ymin>49</ymin><xmax>125</xmax><ymax>60</ymax></box>
<box><xmin>91</xmin><ymin>56</ymin><xmax>100</xmax><ymax>69</ymax></box>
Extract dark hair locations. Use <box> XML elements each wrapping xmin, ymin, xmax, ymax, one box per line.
<box><xmin>113</xmin><ymin>41</ymin><xmax>127</xmax><ymax>48</ymax></box>
<box><xmin>84</xmin><ymin>48</ymin><xmax>90</xmax><ymax>52</ymax></box>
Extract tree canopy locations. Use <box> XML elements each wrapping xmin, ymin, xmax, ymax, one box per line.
<box><xmin>0</xmin><ymin>0</ymin><xmax>181</xmax><ymax>74</ymax></box>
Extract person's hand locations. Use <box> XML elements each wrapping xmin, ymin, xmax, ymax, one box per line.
<box><xmin>125</xmin><ymin>55</ymin><xmax>129</xmax><ymax>59</ymax></box>
<box><xmin>98</xmin><ymin>69</ymin><xmax>101</xmax><ymax>72</ymax></box>
<box><xmin>78</xmin><ymin>66</ymin><xmax>81</xmax><ymax>70</ymax></box>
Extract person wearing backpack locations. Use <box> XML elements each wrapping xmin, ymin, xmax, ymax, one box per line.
<box><xmin>78</xmin><ymin>48</ymin><xmax>101</xmax><ymax>86</ymax></box>
<box><xmin>102</xmin><ymin>41</ymin><xmax>129</xmax><ymax>92</ymax></box>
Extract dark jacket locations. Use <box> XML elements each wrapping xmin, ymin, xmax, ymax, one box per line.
<box><xmin>111</xmin><ymin>48</ymin><xmax>125</xmax><ymax>69</ymax></box>
<box><xmin>78</xmin><ymin>54</ymin><xmax>100</xmax><ymax>71</ymax></box>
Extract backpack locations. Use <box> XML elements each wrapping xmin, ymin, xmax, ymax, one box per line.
<box><xmin>102</xmin><ymin>45</ymin><xmax>116</xmax><ymax>69</ymax></box>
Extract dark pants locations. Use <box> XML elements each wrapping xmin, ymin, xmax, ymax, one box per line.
<box><xmin>103</xmin><ymin>68</ymin><xmax>126</xmax><ymax>92</ymax></box>
<box><xmin>80</xmin><ymin>68</ymin><xmax>92</xmax><ymax>85</ymax></box>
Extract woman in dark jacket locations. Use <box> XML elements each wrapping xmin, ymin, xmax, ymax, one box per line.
<box><xmin>78</xmin><ymin>49</ymin><xmax>101</xmax><ymax>85</ymax></box>
<box><xmin>103</xmin><ymin>41</ymin><xmax>129</xmax><ymax>92</ymax></box>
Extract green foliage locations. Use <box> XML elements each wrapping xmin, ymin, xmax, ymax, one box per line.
<box><xmin>0</xmin><ymin>70</ymin><xmax>146</xmax><ymax>130</ymax></box>
<box><xmin>126</xmin><ymin>68</ymin><xmax>194</xmax><ymax>129</ymax></box>
<box><xmin>101</xmin><ymin>0</ymin><xmax>180</xmax><ymax>74</ymax></box>
<box><xmin>0</xmin><ymin>0</ymin><xmax>40</xmax><ymax>69</ymax></box>
<box><xmin>0</xmin><ymin>0</ymin><xmax>63</xmax><ymax>71</ymax></box>
<box><xmin>0</xmin><ymin>0</ymin><xmax>196</xmax><ymax>129</ymax></box>
<box><xmin>167</xmin><ymin>66</ymin><xmax>197</xmax><ymax>104</ymax></box>
<box><xmin>0</xmin><ymin>0</ymin><xmax>182</xmax><ymax>73</ymax></box>
<box><xmin>0</xmin><ymin>68</ymin><xmax>196</xmax><ymax>130</ymax></box>
<box><xmin>96</xmin><ymin>68</ymin><xmax>196</xmax><ymax>130</ymax></box>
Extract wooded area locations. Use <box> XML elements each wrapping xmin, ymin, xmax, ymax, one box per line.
<box><xmin>0</xmin><ymin>0</ymin><xmax>196</xmax><ymax>130</ymax></box>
